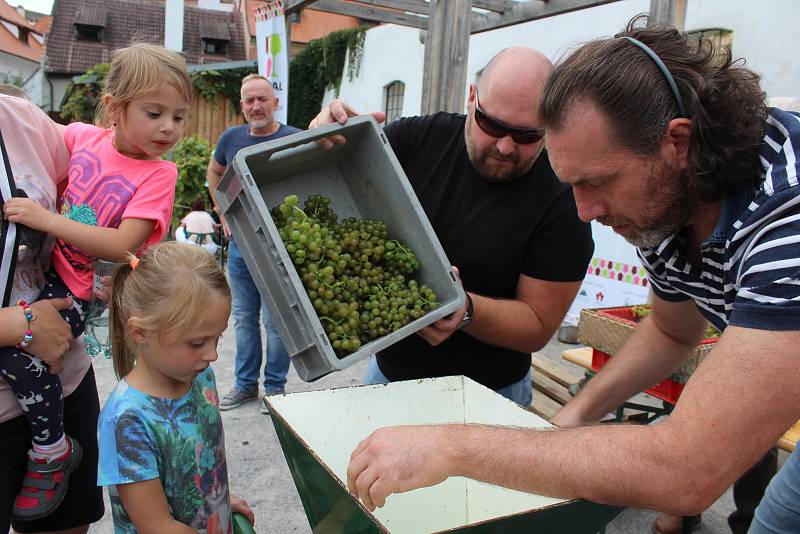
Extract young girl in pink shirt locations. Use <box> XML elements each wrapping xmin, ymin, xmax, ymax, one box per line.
<box><xmin>2</xmin><ymin>42</ymin><xmax>192</xmax><ymax>521</ymax></box>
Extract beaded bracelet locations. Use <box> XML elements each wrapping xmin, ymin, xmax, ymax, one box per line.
<box><xmin>15</xmin><ymin>300</ymin><xmax>33</xmax><ymax>349</ymax></box>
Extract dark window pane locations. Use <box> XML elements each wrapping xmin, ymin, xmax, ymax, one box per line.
<box><xmin>384</xmin><ymin>81</ymin><xmax>405</xmax><ymax>124</ymax></box>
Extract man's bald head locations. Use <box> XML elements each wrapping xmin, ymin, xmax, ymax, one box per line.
<box><xmin>477</xmin><ymin>47</ymin><xmax>552</xmax><ymax>103</ymax></box>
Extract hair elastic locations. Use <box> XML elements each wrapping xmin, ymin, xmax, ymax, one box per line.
<box><xmin>16</xmin><ymin>300</ymin><xmax>33</xmax><ymax>349</ymax></box>
<box><xmin>622</xmin><ymin>36</ymin><xmax>687</xmax><ymax>118</ymax></box>
<box><xmin>129</xmin><ymin>257</ymin><xmax>140</xmax><ymax>270</ymax></box>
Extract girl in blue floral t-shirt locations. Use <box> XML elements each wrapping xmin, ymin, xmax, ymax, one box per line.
<box><xmin>97</xmin><ymin>242</ymin><xmax>254</xmax><ymax>533</ymax></box>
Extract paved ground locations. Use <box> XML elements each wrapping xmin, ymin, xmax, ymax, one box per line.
<box><xmin>86</xmin><ymin>317</ymin><xmax>772</xmax><ymax>533</ymax></box>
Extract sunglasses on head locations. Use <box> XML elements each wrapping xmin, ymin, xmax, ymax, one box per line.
<box><xmin>473</xmin><ymin>89</ymin><xmax>545</xmax><ymax>145</ymax></box>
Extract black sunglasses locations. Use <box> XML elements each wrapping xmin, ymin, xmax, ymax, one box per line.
<box><xmin>473</xmin><ymin>89</ymin><xmax>545</xmax><ymax>144</ymax></box>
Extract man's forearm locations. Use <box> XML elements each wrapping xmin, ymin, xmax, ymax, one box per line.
<box><xmin>207</xmin><ymin>169</ymin><xmax>222</xmax><ymax>209</ymax></box>
<box><xmin>446</xmin><ymin>421</ymin><xmax>711</xmax><ymax>514</ymax></box>
<box><xmin>553</xmin><ymin>316</ymin><xmax>696</xmax><ymax>426</ymax></box>
<box><xmin>465</xmin><ymin>293</ymin><xmax>554</xmax><ymax>353</ymax></box>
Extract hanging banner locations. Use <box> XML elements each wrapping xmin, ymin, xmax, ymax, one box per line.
<box><xmin>254</xmin><ymin>0</ymin><xmax>288</xmax><ymax>123</ymax></box>
<box><xmin>564</xmin><ymin>222</ymin><xmax>651</xmax><ymax>325</ymax></box>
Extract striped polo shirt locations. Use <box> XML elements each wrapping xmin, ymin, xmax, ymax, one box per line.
<box><xmin>638</xmin><ymin>108</ymin><xmax>800</xmax><ymax>332</ymax></box>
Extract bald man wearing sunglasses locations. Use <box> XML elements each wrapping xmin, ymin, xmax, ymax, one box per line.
<box><xmin>311</xmin><ymin>47</ymin><xmax>593</xmax><ymax>407</ymax></box>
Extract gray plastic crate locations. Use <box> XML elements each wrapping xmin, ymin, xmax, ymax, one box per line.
<box><xmin>214</xmin><ymin>115</ymin><xmax>465</xmax><ymax>382</ymax></box>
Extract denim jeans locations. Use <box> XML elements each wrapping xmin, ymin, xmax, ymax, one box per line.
<box><xmin>227</xmin><ymin>239</ymin><xmax>290</xmax><ymax>392</ymax></box>
<box><xmin>364</xmin><ymin>356</ymin><xmax>533</xmax><ymax>408</ymax></box>
<box><xmin>749</xmin><ymin>446</ymin><xmax>800</xmax><ymax>533</ymax></box>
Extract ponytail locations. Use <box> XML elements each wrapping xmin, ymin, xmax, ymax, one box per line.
<box><xmin>109</xmin><ymin>259</ymin><xmax>136</xmax><ymax>379</ymax></box>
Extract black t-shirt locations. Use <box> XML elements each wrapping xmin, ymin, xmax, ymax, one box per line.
<box><xmin>376</xmin><ymin>113</ymin><xmax>593</xmax><ymax>390</ymax></box>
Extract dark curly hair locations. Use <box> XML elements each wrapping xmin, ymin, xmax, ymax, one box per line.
<box><xmin>540</xmin><ymin>14</ymin><xmax>767</xmax><ymax>202</ymax></box>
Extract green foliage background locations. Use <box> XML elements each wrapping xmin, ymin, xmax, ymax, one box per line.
<box><xmin>59</xmin><ymin>64</ymin><xmax>111</xmax><ymax>124</ymax></box>
<box><xmin>168</xmin><ymin>135</ymin><xmax>213</xmax><ymax>228</ymax></box>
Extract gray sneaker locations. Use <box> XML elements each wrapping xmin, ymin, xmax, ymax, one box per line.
<box><xmin>219</xmin><ymin>387</ymin><xmax>258</xmax><ymax>411</ymax></box>
<box><xmin>259</xmin><ymin>388</ymin><xmax>285</xmax><ymax>414</ymax></box>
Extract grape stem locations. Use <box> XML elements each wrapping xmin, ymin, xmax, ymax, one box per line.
<box><xmin>320</xmin><ymin>315</ymin><xmax>343</xmax><ymax>326</ymax></box>
<box><xmin>292</xmin><ymin>206</ymin><xmax>309</xmax><ymax>220</ymax></box>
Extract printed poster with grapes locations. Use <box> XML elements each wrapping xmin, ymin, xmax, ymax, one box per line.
<box><xmin>565</xmin><ymin>222</ymin><xmax>650</xmax><ymax>324</ymax></box>
<box><xmin>255</xmin><ymin>0</ymin><xmax>288</xmax><ymax>123</ymax></box>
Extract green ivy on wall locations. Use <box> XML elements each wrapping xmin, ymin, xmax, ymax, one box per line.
<box><xmin>190</xmin><ymin>65</ymin><xmax>257</xmax><ymax>113</ymax></box>
<box><xmin>288</xmin><ymin>26</ymin><xmax>366</xmax><ymax>129</ymax></box>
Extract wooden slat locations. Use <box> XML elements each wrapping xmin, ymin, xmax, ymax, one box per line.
<box><xmin>649</xmin><ymin>0</ymin><xmax>687</xmax><ymax>28</ymax></box>
<box><xmin>531</xmin><ymin>393</ymin><xmax>562</xmax><ymax>421</ymax></box>
<box><xmin>562</xmin><ymin>347</ymin><xmax>593</xmax><ymax>371</ymax></box>
<box><xmin>472</xmin><ymin>0</ymin><xmax>515</xmax><ymax>12</ymax></box>
<box><xmin>356</xmin><ymin>0</ymin><xmax>431</xmax><ymax>15</ymax></box>
<box><xmin>533</xmin><ymin>373</ymin><xmax>572</xmax><ymax>407</ymax></box>
<box><xmin>308</xmin><ymin>0</ymin><xmax>428</xmax><ymax>28</ymax></box>
<box><xmin>471</xmin><ymin>0</ymin><xmax>622</xmax><ymax>34</ymax></box>
<box><xmin>286</xmin><ymin>0</ymin><xmax>320</xmax><ymax>14</ymax></box>
<box><xmin>532</xmin><ymin>353</ymin><xmax>584</xmax><ymax>388</ymax></box>
<box><xmin>779</xmin><ymin>421</ymin><xmax>800</xmax><ymax>453</ymax></box>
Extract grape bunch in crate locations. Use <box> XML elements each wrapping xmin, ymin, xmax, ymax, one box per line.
<box><xmin>271</xmin><ymin>194</ymin><xmax>440</xmax><ymax>356</ymax></box>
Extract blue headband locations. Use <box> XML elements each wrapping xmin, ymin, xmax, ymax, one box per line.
<box><xmin>622</xmin><ymin>36</ymin><xmax>687</xmax><ymax>118</ymax></box>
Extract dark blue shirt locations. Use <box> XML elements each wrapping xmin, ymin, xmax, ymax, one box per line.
<box><xmin>213</xmin><ymin>123</ymin><xmax>301</xmax><ymax>169</ymax></box>
<box><xmin>639</xmin><ymin>108</ymin><xmax>800</xmax><ymax>331</ymax></box>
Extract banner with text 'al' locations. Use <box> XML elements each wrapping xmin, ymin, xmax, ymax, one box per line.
<box><xmin>254</xmin><ymin>0</ymin><xmax>288</xmax><ymax>123</ymax></box>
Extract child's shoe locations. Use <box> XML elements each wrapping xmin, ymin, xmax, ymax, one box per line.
<box><xmin>12</xmin><ymin>436</ymin><xmax>83</xmax><ymax>521</ymax></box>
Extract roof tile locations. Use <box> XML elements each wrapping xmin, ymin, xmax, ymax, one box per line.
<box><xmin>46</xmin><ymin>0</ymin><xmax>246</xmax><ymax>74</ymax></box>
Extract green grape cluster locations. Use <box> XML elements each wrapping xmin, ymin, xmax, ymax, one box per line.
<box><xmin>273</xmin><ymin>194</ymin><xmax>440</xmax><ymax>357</ymax></box>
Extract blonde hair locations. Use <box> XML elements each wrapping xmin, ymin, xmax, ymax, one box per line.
<box><xmin>109</xmin><ymin>242</ymin><xmax>231</xmax><ymax>379</ymax></box>
<box><xmin>97</xmin><ymin>42</ymin><xmax>193</xmax><ymax>128</ymax></box>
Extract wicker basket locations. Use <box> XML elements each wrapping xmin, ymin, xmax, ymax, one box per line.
<box><xmin>578</xmin><ymin>306</ymin><xmax>717</xmax><ymax>384</ymax></box>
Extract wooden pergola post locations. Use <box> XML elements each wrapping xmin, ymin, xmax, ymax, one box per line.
<box><xmin>649</xmin><ymin>0</ymin><xmax>688</xmax><ymax>29</ymax></box>
<box><xmin>420</xmin><ymin>0</ymin><xmax>472</xmax><ymax>115</ymax></box>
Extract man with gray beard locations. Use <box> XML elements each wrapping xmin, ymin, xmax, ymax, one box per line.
<box><xmin>207</xmin><ymin>74</ymin><xmax>300</xmax><ymax>412</ymax></box>
<box><xmin>311</xmin><ymin>47</ymin><xmax>593</xmax><ymax>407</ymax></box>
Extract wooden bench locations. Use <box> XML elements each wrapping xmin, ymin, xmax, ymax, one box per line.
<box><xmin>557</xmin><ymin>347</ymin><xmax>799</xmax><ymax>452</ymax></box>
<box><xmin>530</xmin><ymin>352</ymin><xmax>584</xmax><ymax>420</ymax></box>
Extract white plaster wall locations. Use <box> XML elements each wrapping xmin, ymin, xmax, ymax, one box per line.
<box><xmin>0</xmin><ymin>51</ymin><xmax>38</xmax><ymax>86</ymax></box>
<box><xmin>684</xmin><ymin>0</ymin><xmax>798</xmax><ymax>97</ymax></box>
<box><xmin>334</xmin><ymin>24</ymin><xmax>425</xmax><ymax>117</ymax></box>
<box><xmin>48</xmin><ymin>77</ymin><xmax>73</xmax><ymax>112</ymax></box>
<box><xmin>21</xmin><ymin>66</ymin><xmax>43</xmax><ymax>105</ymax></box>
<box><xmin>335</xmin><ymin>0</ymin><xmax>799</xmax><ymax>115</ymax></box>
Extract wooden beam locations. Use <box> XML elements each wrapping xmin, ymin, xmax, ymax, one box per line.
<box><xmin>306</xmin><ymin>0</ymin><xmax>428</xmax><ymax>28</ymax></box>
<box><xmin>421</xmin><ymin>0</ymin><xmax>471</xmax><ymax>114</ymax></box>
<box><xmin>649</xmin><ymin>0</ymin><xmax>687</xmax><ymax>29</ymax></box>
<box><xmin>285</xmin><ymin>0</ymin><xmax>319</xmax><ymax>15</ymax></box>
<box><xmin>471</xmin><ymin>0</ymin><xmax>622</xmax><ymax>34</ymax></box>
<box><xmin>472</xmin><ymin>0</ymin><xmax>515</xmax><ymax>13</ymax></box>
<box><xmin>354</xmin><ymin>0</ymin><xmax>431</xmax><ymax>16</ymax></box>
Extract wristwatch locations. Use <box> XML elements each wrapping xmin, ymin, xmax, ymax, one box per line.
<box><xmin>458</xmin><ymin>292</ymin><xmax>474</xmax><ymax>330</ymax></box>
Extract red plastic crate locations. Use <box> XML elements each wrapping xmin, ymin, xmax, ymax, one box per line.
<box><xmin>590</xmin><ymin>349</ymin><xmax>685</xmax><ymax>404</ymax></box>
